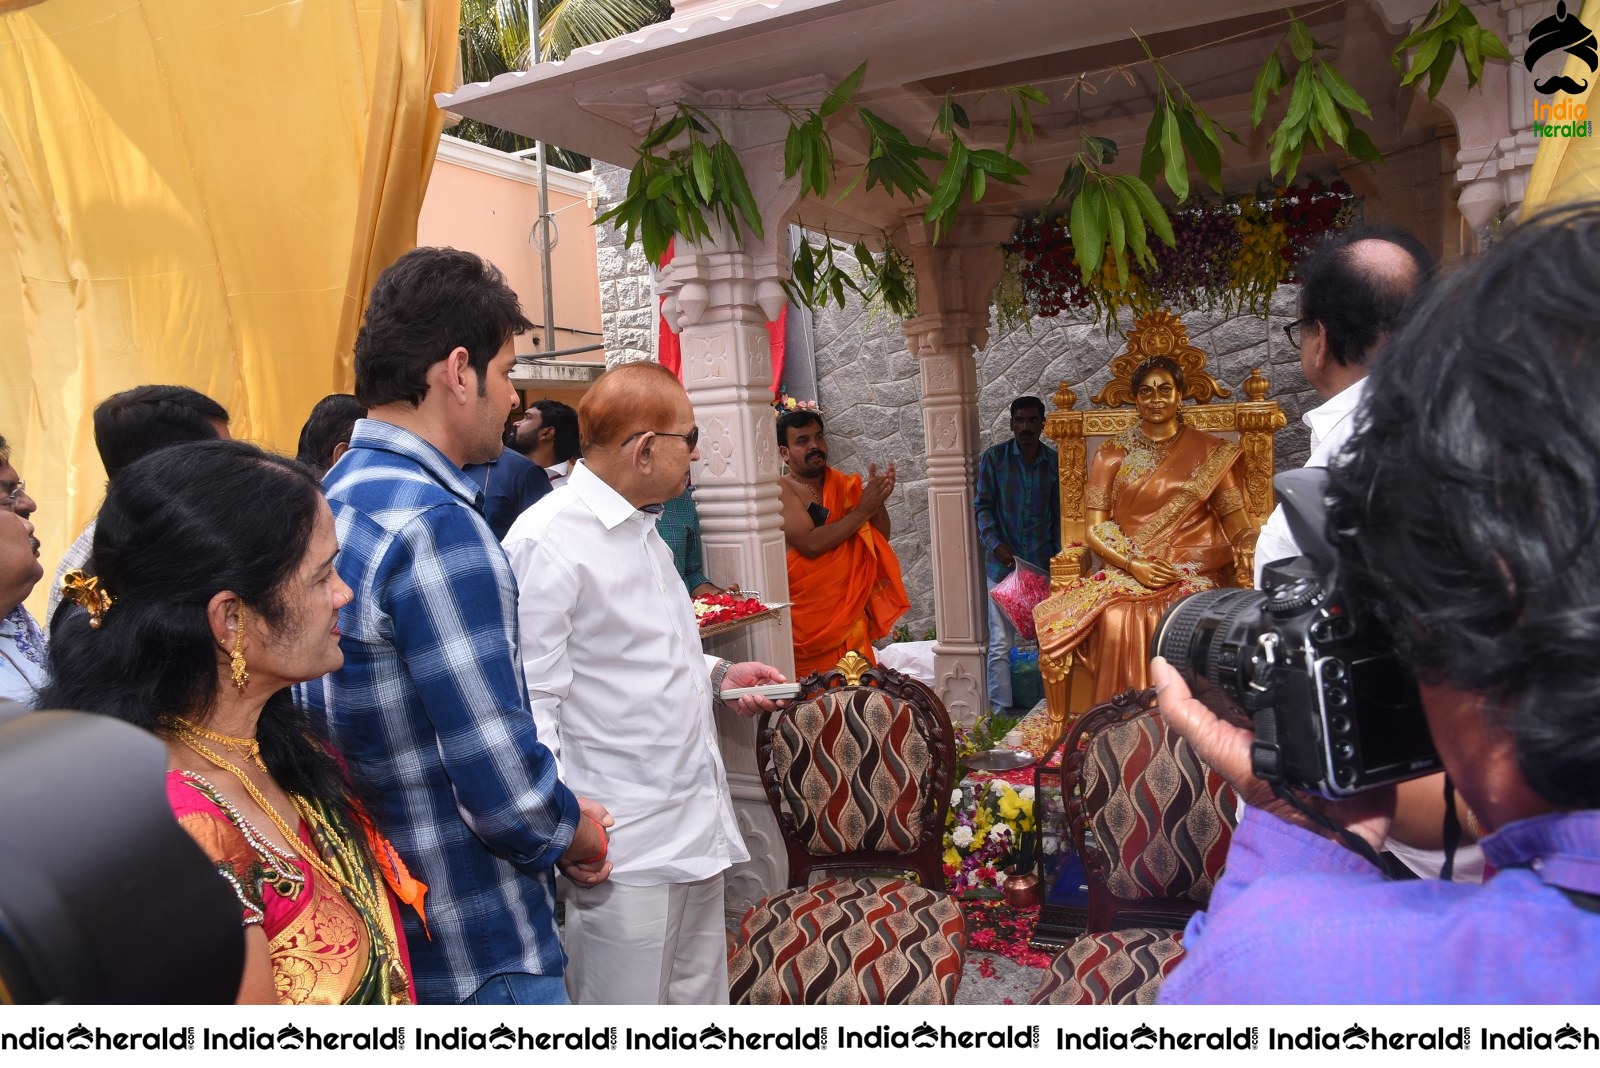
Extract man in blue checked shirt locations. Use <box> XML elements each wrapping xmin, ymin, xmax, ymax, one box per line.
<box><xmin>301</xmin><ymin>248</ymin><xmax>612</xmax><ymax>1006</ymax></box>
<box><xmin>973</xmin><ymin>396</ymin><xmax>1059</xmax><ymax>713</ymax></box>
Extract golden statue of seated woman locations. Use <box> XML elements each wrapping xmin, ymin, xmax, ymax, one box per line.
<box><xmin>1034</xmin><ymin>313</ymin><xmax>1283</xmax><ymax>720</ymax></box>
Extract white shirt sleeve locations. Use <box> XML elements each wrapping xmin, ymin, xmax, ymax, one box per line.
<box><xmin>504</xmin><ymin>529</ymin><xmax>578</xmax><ymax>778</ymax></box>
<box><xmin>1254</xmin><ymin>504</ymin><xmax>1297</xmax><ymax>586</ymax></box>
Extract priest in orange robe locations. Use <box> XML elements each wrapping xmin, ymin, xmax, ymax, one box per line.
<box><xmin>777</xmin><ymin>410</ymin><xmax>910</xmax><ymax>678</ymax></box>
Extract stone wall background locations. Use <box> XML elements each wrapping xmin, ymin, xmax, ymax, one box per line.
<box><xmin>593</xmin><ymin>161</ymin><xmax>655</xmax><ymax>366</ymax></box>
<box><xmin>810</xmin><ymin>287</ymin><xmax>1313</xmax><ymax>639</ymax></box>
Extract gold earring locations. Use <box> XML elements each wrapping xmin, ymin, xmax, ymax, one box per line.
<box><xmin>230</xmin><ymin>606</ymin><xmax>250</xmax><ymax>691</ymax></box>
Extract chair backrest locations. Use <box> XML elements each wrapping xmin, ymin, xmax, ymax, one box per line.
<box><xmin>1060</xmin><ymin>688</ymin><xmax>1238</xmax><ymax>933</ymax></box>
<box><xmin>1043</xmin><ymin>309</ymin><xmax>1286</xmax><ymax>592</ymax></box>
<box><xmin>757</xmin><ymin>652</ymin><xmax>957</xmax><ymax>889</ymax></box>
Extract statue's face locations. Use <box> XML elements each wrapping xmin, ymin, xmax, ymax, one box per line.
<box><xmin>1135</xmin><ymin>367</ymin><xmax>1179</xmax><ymax>427</ymax></box>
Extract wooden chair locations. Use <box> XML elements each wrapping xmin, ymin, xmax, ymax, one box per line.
<box><xmin>1036</xmin><ymin>310</ymin><xmax>1286</xmax><ymax>736</ymax></box>
<box><xmin>727</xmin><ymin>653</ymin><xmax>965</xmax><ymax>1004</ymax></box>
<box><xmin>1028</xmin><ymin>688</ymin><xmax>1238</xmax><ymax>1005</ymax></box>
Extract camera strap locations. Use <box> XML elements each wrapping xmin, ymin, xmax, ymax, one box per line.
<box><xmin>1440</xmin><ymin>776</ymin><xmax>1463</xmax><ymax>883</ymax></box>
<box><xmin>1270</xmin><ymin>783</ymin><xmax>1391</xmax><ymax>874</ymax></box>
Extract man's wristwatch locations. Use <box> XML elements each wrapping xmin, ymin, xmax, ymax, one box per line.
<box><xmin>710</xmin><ymin>658</ymin><xmax>734</xmax><ymax>701</ymax></box>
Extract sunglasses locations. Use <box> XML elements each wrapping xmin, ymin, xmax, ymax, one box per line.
<box><xmin>622</xmin><ymin>427</ymin><xmax>700</xmax><ymax>451</ymax></box>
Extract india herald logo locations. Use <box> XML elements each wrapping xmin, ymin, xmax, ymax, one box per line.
<box><xmin>1526</xmin><ymin>1</ymin><xmax>1598</xmax><ymax>95</ymax></box>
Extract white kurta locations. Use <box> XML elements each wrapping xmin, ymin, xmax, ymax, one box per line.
<box><xmin>503</xmin><ymin>460</ymin><xmax>748</xmax><ymax>888</ymax></box>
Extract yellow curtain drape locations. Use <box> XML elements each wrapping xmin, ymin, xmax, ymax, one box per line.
<box><xmin>1522</xmin><ymin>0</ymin><xmax>1600</xmax><ymax>212</ymax></box>
<box><xmin>0</xmin><ymin>0</ymin><xmax>458</xmax><ymax>617</ymax></box>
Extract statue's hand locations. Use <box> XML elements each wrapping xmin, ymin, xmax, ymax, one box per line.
<box><xmin>1129</xmin><ymin>557</ymin><xmax>1180</xmax><ymax>588</ymax></box>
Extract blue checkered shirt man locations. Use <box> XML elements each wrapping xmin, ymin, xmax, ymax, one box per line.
<box><xmin>300</xmin><ymin>419</ymin><xmax>579</xmax><ymax>1003</ymax></box>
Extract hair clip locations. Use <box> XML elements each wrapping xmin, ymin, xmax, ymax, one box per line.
<box><xmin>60</xmin><ymin>569</ymin><xmax>115</xmax><ymax>629</ymax></box>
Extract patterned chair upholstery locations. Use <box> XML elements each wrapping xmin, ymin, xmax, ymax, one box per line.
<box><xmin>1029</xmin><ymin>688</ymin><xmax>1237</xmax><ymax>1005</ymax></box>
<box><xmin>729</xmin><ymin>653</ymin><xmax>963</xmax><ymax>1005</ymax></box>
<box><xmin>1029</xmin><ymin>929</ymin><xmax>1187</xmax><ymax>1005</ymax></box>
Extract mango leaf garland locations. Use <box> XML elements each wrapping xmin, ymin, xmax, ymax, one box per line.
<box><xmin>1391</xmin><ymin>0</ymin><xmax>1511</xmax><ymax>97</ymax></box>
<box><xmin>1253</xmin><ymin>14</ymin><xmax>1383</xmax><ymax>181</ymax></box>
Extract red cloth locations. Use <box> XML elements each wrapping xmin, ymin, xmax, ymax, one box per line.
<box><xmin>657</xmin><ymin>239</ymin><xmax>785</xmax><ymax>394</ymax></box>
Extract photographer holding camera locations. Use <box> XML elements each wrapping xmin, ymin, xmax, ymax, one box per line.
<box><xmin>1154</xmin><ymin>205</ymin><xmax>1600</xmax><ymax>1003</ymax></box>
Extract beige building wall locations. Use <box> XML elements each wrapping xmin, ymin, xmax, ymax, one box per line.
<box><xmin>418</xmin><ymin>135</ymin><xmax>603</xmax><ymax>361</ymax></box>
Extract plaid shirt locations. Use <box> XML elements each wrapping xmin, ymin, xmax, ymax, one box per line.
<box><xmin>973</xmin><ymin>437</ymin><xmax>1061</xmax><ymax>583</ymax></box>
<box><xmin>300</xmin><ymin>419</ymin><xmax>578</xmax><ymax>1004</ymax></box>
<box><xmin>655</xmin><ymin>486</ymin><xmax>711</xmax><ymax>592</ymax></box>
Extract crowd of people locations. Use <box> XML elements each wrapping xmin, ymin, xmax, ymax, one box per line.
<box><xmin>5</xmin><ymin>202</ymin><xmax>1600</xmax><ymax>1005</ymax></box>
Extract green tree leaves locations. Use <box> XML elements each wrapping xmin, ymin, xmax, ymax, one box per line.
<box><xmin>1391</xmin><ymin>0</ymin><xmax>1511</xmax><ymax>97</ymax></box>
<box><xmin>595</xmin><ymin>109</ymin><xmax>765</xmax><ymax>263</ymax></box>
<box><xmin>1253</xmin><ymin>14</ymin><xmax>1381</xmax><ymax>181</ymax></box>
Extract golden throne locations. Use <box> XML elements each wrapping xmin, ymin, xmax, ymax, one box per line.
<box><xmin>1034</xmin><ymin>310</ymin><xmax>1286</xmax><ymax>737</ymax></box>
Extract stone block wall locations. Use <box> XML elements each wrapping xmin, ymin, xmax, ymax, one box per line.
<box><xmin>593</xmin><ymin>161</ymin><xmax>655</xmax><ymax>366</ymax></box>
<box><xmin>811</xmin><ymin>289</ymin><xmax>1312</xmax><ymax>639</ymax></box>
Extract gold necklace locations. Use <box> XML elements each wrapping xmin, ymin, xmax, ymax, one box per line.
<box><xmin>174</xmin><ymin>718</ymin><xmax>266</xmax><ymax>771</ymax></box>
<box><xmin>172</xmin><ymin>724</ymin><xmax>410</xmax><ymax>1003</ymax></box>
<box><xmin>172</xmin><ymin>725</ymin><xmax>357</xmax><ymax>896</ymax></box>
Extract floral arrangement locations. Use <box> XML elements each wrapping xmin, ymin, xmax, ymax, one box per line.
<box><xmin>999</xmin><ymin>179</ymin><xmax>1361</xmax><ymax>327</ymax></box>
<box><xmin>773</xmin><ymin>392</ymin><xmax>822</xmax><ymax>416</ymax></box>
<box><xmin>691</xmin><ymin>593</ymin><xmax>771</xmax><ymax>630</ymax></box>
<box><xmin>944</xmin><ymin>778</ymin><xmax>1036</xmax><ymax>897</ymax></box>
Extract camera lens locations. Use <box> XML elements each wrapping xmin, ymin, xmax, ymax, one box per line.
<box><xmin>1153</xmin><ymin>588</ymin><xmax>1268</xmax><ymax>721</ymax></box>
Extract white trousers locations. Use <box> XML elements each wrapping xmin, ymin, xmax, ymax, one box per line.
<box><xmin>564</xmin><ymin>873</ymin><xmax>729</xmax><ymax>1005</ymax></box>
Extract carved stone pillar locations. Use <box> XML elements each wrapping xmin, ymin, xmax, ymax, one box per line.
<box><xmin>656</xmin><ymin>109</ymin><xmax>801</xmax><ymax>914</ymax></box>
<box><xmin>900</xmin><ymin>217</ymin><xmax>1011</xmax><ymax>727</ymax></box>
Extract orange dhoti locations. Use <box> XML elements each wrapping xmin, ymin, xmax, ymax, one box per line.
<box><xmin>787</xmin><ymin>467</ymin><xmax>910</xmax><ymax>678</ymax></box>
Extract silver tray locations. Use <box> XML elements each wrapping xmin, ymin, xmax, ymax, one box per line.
<box><xmin>962</xmin><ymin>748</ymin><xmax>1037</xmax><ymax>772</ymax></box>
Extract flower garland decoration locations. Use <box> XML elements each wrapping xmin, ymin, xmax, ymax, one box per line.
<box><xmin>773</xmin><ymin>392</ymin><xmax>822</xmax><ymax>416</ymax></box>
<box><xmin>944</xmin><ymin>779</ymin><xmax>1036</xmax><ymax>897</ymax></box>
<box><xmin>1001</xmin><ymin>178</ymin><xmax>1360</xmax><ymax>326</ymax></box>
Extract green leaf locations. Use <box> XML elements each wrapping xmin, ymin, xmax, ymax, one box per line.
<box><xmin>646</xmin><ymin>171</ymin><xmax>675</xmax><ymax>199</ymax></box>
<box><xmin>1110</xmin><ymin>178</ymin><xmax>1150</xmax><ymax>268</ymax></box>
<box><xmin>1251</xmin><ymin>51</ymin><xmax>1286</xmax><ymax>127</ymax></box>
<box><xmin>1046</xmin><ymin>161</ymin><xmax>1086</xmax><ymax>210</ymax></box>
<box><xmin>692</xmin><ymin>141</ymin><xmax>715</xmax><ymax>202</ymax></box>
<box><xmin>1140</xmin><ymin>106</ymin><xmax>1166</xmax><ymax>184</ymax></box>
<box><xmin>1283</xmin><ymin>65</ymin><xmax>1316</xmax><ymax>129</ymax></box>
<box><xmin>1087</xmin><ymin>135</ymin><xmax>1119</xmax><ymax>165</ymax></box>
<box><xmin>713</xmin><ymin>141</ymin><xmax>764</xmax><ymax>241</ymax></box>
<box><xmin>968</xmin><ymin>148</ymin><xmax>1028</xmax><ymax>178</ymax></box>
<box><xmin>1124</xmin><ymin>175</ymin><xmax>1174</xmax><ymax>248</ymax></box>
<box><xmin>925</xmin><ymin>137</ymin><xmax>969</xmax><ymax>236</ymax></box>
<box><xmin>1289</xmin><ymin>18</ymin><xmax>1316</xmax><ymax>63</ymax></box>
<box><xmin>1104</xmin><ymin>180</ymin><xmax>1128</xmax><ymax>284</ymax></box>
<box><xmin>1312</xmin><ymin>83</ymin><xmax>1349</xmax><ymax>147</ymax></box>
<box><xmin>1400</xmin><ymin>32</ymin><xmax>1444</xmax><ymax>88</ymax></box>
<box><xmin>971</xmin><ymin>165</ymin><xmax>987</xmax><ymax>203</ymax></box>
<box><xmin>783</xmin><ymin>123</ymin><xmax>804</xmax><ymax>178</ymax></box>
<box><xmin>1161</xmin><ymin>104</ymin><xmax>1188</xmax><ymax>202</ymax></box>
<box><xmin>1427</xmin><ymin>39</ymin><xmax>1457</xmax><ymax>97</ymax></box>
<box><xmin>951</xmin><ymin>102</ymin><xmax>970</xmax><ymax>129</ymax></box>
<box><xmin>1316</xmin><ymin>60</ymin><xmax>1373</xmax><ymax>119</ymax></box>
<box><xmin>1279</xmin><ymin>139</ymin><xmax>1305</xmax><ymax>185</ymax></box>
<box><xmin>640</xmin><ymin>114</ymin><xmax>687</xmax><ymax>151</ymax></box>
<box><xmin>1176</xmin><ymin>106</ymin><xmax>1223</xmax><ymax>193</ymax></box>
<box><xmin>1070</xmin><ymin>183</ymin><xmax>1106</xmax><ymax>281</ymax></box>
<box><xmin>821</xmin><ymin>61</ymin><xmax>867</xmax><ymax>118</ymax></box>
<box><xmin>1011</xmin><ymin>85</ymin><xmax>1050</xmax><ymax>105</ymax></box>
<box><xmin>1479</xmin><ymin>26</ymin><xmax>1511</xmax><ymax>62</ymax></box>
<box><xmin>1345</xmin><ymin>126</ymin><xmax>1383</xmax><ymax>164</ymax></box>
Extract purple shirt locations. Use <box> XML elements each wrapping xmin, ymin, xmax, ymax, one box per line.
<box><xmin>1161</xmin><ymin>807</ymin><xmax>1600</xmax><ymax>1003</ymax></box>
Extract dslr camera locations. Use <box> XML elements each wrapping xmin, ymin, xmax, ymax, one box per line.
<box><xmin>1151</xmin><ymin>469</ymin><xmax>1440</xmax><ymax>798</ymax></box>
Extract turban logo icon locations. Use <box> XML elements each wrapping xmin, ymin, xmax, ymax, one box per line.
<box><xmin>1526</xmin><ymin>1</ymin><xmax>1599</xmax><ymax>95</ymax></box>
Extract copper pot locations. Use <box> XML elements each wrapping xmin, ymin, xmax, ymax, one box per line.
<box><xmin>1003</xmin><ymin>866</ymin><xmax>1041</xmax><ymax>908</ymax></box>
